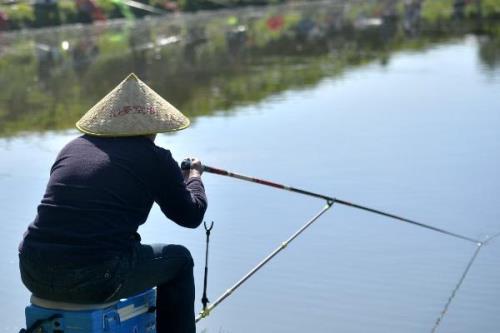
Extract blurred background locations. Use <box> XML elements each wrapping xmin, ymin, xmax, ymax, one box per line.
<box><xmin>1</xmin><ymin>0</ymin><xmax>499</xmax><ymax>332</ymax></box>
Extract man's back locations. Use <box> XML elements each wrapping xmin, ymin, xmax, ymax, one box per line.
<box><xmin>20</xmin><ymin>135</ymin><xmax>207</xmax><ymax>262</ymax></box>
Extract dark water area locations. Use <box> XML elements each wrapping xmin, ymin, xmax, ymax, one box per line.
<box><xmin>1</xmin><ymin>1</ymin><xmax>500</xmax><ymax>332</ymax></box>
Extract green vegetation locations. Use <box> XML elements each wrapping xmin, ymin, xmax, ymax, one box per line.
<box><xmin>1</xmin><ymin>3</ymin><xmax>34</xmax><ymax>29</ymax></box>
<box><xmin>421</xmin><ymin>0</ymin><xmax>453</xmax><ymax>22</ymax></box>
<box><xmin>0</xmin><ymin>0</ymin><xmax>287</xmax><ymax>30</ymax></box>
<box><xmin>0</xmin><ymin>1</ymin><xmax>499</xmax><ymax>137</ymax></box>
<box><xmin>1</xmin><ymin>0</ymin><xmax>500</xmax><ymax>31</ymax></box>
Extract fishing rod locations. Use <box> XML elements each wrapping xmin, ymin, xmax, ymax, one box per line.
<box><xmin>182</xmin><ymin>160</ymin><xmax>491</xmax><ymax>327</ymax></box>
<box><xmin>195</xmin><ymin>201</ymin><xmax>334</xmax><ymax>322</ymax></box>
<box><xmin>181</xmin><ymin>160</ymin><xmax>481</xmax><ymax>245</ymax></box>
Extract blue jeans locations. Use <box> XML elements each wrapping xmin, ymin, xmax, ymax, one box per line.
<box><xmin>19</xmin><ymin>244</ymin><xmax>195</xmax><ymax>333</ymax></box>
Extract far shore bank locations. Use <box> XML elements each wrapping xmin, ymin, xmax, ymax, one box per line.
<box><xmin>0</xmin><ymin>0</ymin><xmax>288</xmax><ymax>31</ymax></box>
<box><xmin>1</xmin><ymin>0</ymin><xmax>499</xmax><ymax>32</ymax></box>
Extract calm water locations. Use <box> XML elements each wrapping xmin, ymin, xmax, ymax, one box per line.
<box><xmin>1</xmin><ymin>1</ymin><xmax>500</xmax><ymax>332</ymax></box>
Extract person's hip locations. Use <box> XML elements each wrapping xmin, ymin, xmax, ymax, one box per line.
<box><xmin>19</xmin><ymin>248</ymin><xmax>133</xmax><ymax>303</ymax></box>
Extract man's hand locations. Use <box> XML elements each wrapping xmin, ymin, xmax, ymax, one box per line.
<box><xmin>182</xmin><ymin>157</ymin><xmax>203</xmax><ymax>181</ymax></box>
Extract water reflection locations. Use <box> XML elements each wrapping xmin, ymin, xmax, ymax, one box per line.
<box><xmin>0</xmin><ymin>0</ymin><xmax>500</xmax><ymax>137</ymax></box>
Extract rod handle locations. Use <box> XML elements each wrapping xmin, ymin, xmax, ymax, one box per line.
<box><xmin>180</xmin><ymin>159</ymin><xmax>223</xmax><ymax>175</ymax></box>
<box><xmin>180</xmin><ymin>158</ymin><xmax>193</xmax><ymax>171</ymax></box>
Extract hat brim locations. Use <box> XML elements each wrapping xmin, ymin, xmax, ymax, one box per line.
<box><xmin>75</xmin><ymin>118</ymin><xmax>191</xmax><ymax>137</ymax></box>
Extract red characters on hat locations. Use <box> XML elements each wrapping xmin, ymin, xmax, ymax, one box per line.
<box><xmin>109</xmin><ymin>105</ymin><xmax>158</xmax><ymax>118</ymax></box>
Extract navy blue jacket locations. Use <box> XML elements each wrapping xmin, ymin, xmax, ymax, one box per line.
<box><xmin>19</xmin><ymin>135</ymin><xmax>207</xmax><ymax>262</ymax></box>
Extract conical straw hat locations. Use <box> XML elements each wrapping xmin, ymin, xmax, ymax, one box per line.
<box><xmin>76</xmin><ymin>73</ymin><xmax>190</xmax><ymax>136</ymax></box>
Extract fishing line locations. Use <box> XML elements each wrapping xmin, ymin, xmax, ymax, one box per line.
<box><xmin>431</xmin><ymin>243</ymin><xmax>482</xmax><ymax>333</ymax></box>
<box><xmin>431</xmin><ymin>232</ymin><xmax>500</xmax><ymax>333</ymax></box>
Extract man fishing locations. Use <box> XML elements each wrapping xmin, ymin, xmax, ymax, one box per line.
<box><xmin>18</xmin><ymin>73</ymin><xmax>206</xmax><ymax>333</ymax></box>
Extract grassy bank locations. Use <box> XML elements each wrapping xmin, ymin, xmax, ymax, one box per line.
<box><xmin>0</xmin><ymin>0</ymin><xmax>286</xmax><ymax>30</ymax></box>
<box><xmin>2</xmin><ymin>0</ymin><xmax>500</xmax><ymax>31</ymax></box>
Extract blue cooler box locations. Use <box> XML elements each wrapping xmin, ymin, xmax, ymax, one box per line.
<box><xmin>24</xmin><ymin>289</ymin><xmax>156</xmax><ymax>333</ymax></box>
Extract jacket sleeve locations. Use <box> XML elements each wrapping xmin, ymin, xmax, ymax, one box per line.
<box><xmin>152</xmin><ymin>147</ymin><xmax>207</xmax><ymax>228</ymax></box>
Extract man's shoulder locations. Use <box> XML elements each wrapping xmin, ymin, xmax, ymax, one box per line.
<box><xmin>58</xmin><ymin>135</ymin><xmax>87</xmax><ymax>151</ymax></box>
<box><xmin>152</xmin><ymin>144</ymin><xmax>172</xmax><ymax>157</ymax></box>
<box><xmin>58</xmin><ymin>135</ymin><xmax>158</xmax><ymax>159</ymax></box>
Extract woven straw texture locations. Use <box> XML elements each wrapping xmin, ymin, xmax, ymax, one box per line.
<box><xmin>76</xmin><ymin>73</ymin><xmax>190</xmax><ymax>136</ymax></box>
